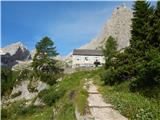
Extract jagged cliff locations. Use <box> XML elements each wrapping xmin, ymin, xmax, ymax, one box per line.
<box><xmin>80</xmin><ymin>4</ymin><xmax>133</xmax><ymax>50</ymax></box>
<box><xmin>1</xmin><ymin>42</ymin><xmax>31</xmax><ymax>67</ymax></box>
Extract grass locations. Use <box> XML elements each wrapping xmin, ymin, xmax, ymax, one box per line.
<box><xmin>92</xmin><ymin>71</ymin><xmax>160</xmax><ymax>120</ymax></box>
<box><xmin>17</xmin><ymin>106</ymin><xmax>53</xmax><ymax>120</ymax></box>
<box><xmin>53</xmin><ymin>70</ymin><xmax>90</xmax><ymax>119</ymax></box>
<box><xmin>75</xmin><ymin>89</ymin><xmax>89</xmax><ymax>115</ymax></box>
<box><xmin>3</xmin><ymin>68</ymin><xmax>159</xmax><ymax>120</ymax></box>
<box><xmin>1</xmin><ymin>67</ymin><xmax>20</xmax><ymax>96</ymax></box>
<box><xmin>2</xmin><ymin>70</ymin><xmax>92</xmax><ymax>120</ymax></box>
<box><xmin>2</xmin><ymin>100</ymin><xmax>53</xmax><ymax>120</ymax></box>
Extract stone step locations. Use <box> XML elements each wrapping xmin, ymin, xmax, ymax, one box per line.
<box><xmin>88</xmin><ymin>92</ymin><xmax>100</xmax><ymax>94</ymax></box>
<box><xmin>89</xmin><ymin>105</ymin><xmax>113</xmax><ymax>108</ymax></box>
<box><xmin>90</xmin><ymin>107</ymin><xmax>128</xmax><ymax>120</ymax></box>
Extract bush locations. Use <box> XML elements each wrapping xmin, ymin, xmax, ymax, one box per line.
<box><xmin>35</xmin><ymin>70</ymin><xmax>63</xmax><ymax>85</ymax></box>
<box><xmin>1</xmin><ymin>67</ymin><xmax>19</xmax><ymax>96</ymax></box>
<box><xmin>101</xmin><ymin>65</ymin><xmax>134</xmax><ymax>85</ymax></box>
<box><xmin>1</xmin><ymin>100</ymin><xmax>45</xmax><ymax>120</ymax></box>
<box><xmin>28</xmin><ymin>80</ymin><xmax>38</xmax><ymax>93</ymax></box>
<box><xmin>18</xmin><ymin>105</ymin><xmax>41</xmax><ymax>115</ymax></box>
<box><xmin>38</xmin><ymin>85</ymin><xmax>66</xmax><ymax>106</ymax></box>
<box><xmin>17</xmin><ymin>69</ymin><xmax>34</xmax><ymax>81</ymax></box>
<box><xmin>11</xmin><ymin>91</ymin><xmax>22</xmax><ymax>98</ymax></box>
<box><xmin>1</xmin><ymin>100</ymin><xmax>25</xmax><ymax>120</ymax></box>
<box><xmin>98</xmin><ymin>81</ymin><xmax>160</xmax><ymax>120</ymax></box>
<box><xmin>101</xmin><ymin>68</ymin><xmax>115</xmax><ymax>85</ymax></box>
<box><xmin>130</xmin><ymin>56</ymin><xmax>160</xmax><ymax>98</ymax></box>
<box><xmin>18</xmin><ymin>68</ymin><xmax>63</xmax><ymax>86</ymax></box>
<box><xmin>39</xmin><ymin>72</ymin><xmax>57</xmax><ymax>85</ymax></box>
<box><xmin>1</xmin><ymin>108</ymin><xmax>9</xmax><ymax>119</ymax></box>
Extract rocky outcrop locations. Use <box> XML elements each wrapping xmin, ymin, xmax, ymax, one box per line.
<box><xmin>80</xmin><ymin>4</ymin><xmax>133</xmax><ymax>51</ymax></box>
<box><xmin>30</xmin><ymin>49</ymin><xmax>36</xmax><ymax>59</ymax></box>
<box><xmin>1</xmin><ymin>42</ymin><xmax>31</xmax><ymax>67</ymax></box>
<box><xmin>2</xmin><ymin>80</ymin><xmax>49</xmax><ymax>104</ymax></box>
<box><xmin>12</xmin><ymin>60</ymin><xmax>32</xmax><ymax>70</ymax></box>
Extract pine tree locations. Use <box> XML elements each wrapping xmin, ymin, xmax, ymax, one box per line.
<box><xmin>103</xmin><ymin>36</ymin><xmax>117</xmax><ymax>68</ymax></box>
<box><xmin>147</xmin><ymin>1</ymin><xmax>160</xmax><ymax>49</ymax></box>
<box><xmin>32</xmin><ymin>36</ymin><xmax>58</xmax><ymax>72</ymax></box>
<box><xmin>130</xmin><ymin>1</ymin><xmax>153</xmax><ymax>52</ymax></box>
<box><xmin>155</xmin><ymin>1</ymin><xmax>160</xmax><ymax>49</ymax></box>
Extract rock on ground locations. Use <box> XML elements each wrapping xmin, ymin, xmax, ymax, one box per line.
<box><xmin>2</xmin><ymin>80</ymin><xmax>48</xmax><ymax>104</ymax></box>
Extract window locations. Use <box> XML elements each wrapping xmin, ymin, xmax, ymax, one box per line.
<box><xmin>76</xmin><ymin>56</ymin><xmax>80</xmax><ymax>61</ymax></box>
<box><xmin>85</xmin><ymin>57</ymin><xmax>88</xmax><ymax>61</ymax></box>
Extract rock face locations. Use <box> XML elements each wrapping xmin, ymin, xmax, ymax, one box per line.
<box><xmin>30</xmin><ymin>49</ymin><xmax>36</xmax><ymax>59</ymax></box>
<box><xmin>12</xmin><ymin>60</ymin><xmax>32</xmax><ymax>70</ymax></box>
<box><xmin>80</xmin><ymin>4</ymin><xmax>133</xmax><ymax>50</ymax></box>
<box><xmin>1</xmin><ymin>42</ymin><xmax>31</xmax><ymax>67</ymax></box>
<box><xmin>2</xmin><ymin>80</ymin><xmax>49</xmax><ymax>104</ymax></box>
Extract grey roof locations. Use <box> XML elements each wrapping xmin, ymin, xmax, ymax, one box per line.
<box><xmin>73</xmin><ymin>49</ymin><xmax>103</xmax><ymax>56</ymax></box>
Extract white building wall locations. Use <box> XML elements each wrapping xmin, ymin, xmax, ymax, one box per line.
<box><xmin>72</xmin><ymin>55</ymin><xmax>105</xmax><ymax>68</ymax></box>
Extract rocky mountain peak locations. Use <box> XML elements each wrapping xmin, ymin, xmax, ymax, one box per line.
<box><xmin>2</xmin><ymin>42</ymin><xmax>27</xmax><ymax>55</ymax></box>
<box><xmin>1</xmin><ymin>42</ymin><xmax>31</xmax><ymax>67</ymax></box>
<box><xmin>80</xmin><ymin>4</ymin><xmax>133</xmax><ymax>50</ymax></box>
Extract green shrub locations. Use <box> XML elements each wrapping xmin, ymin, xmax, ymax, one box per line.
<box><xmin>28</xmin><ymin>80</ymin><xmax>38</xmax><ymax>93</ymax></box>
<box><xmin>130</xmin><ymin>56</ymin><xmax>160</xmax><ymax>98</ymax></box>
<box><xmin>17</xmin><ymin>69</ymin><xmax>34</xmax><ymax>81</ymax></box>
<box><xmin>98</xmin><ymin>82</ymin><xmax>160</xmax><ymax>120</ymax></box>
<box><xmin>11</xmin><ymin>91</ymin><xmax>22</xmax><ymax>98</ymax></box>
<box><xmin>18</xmin><ymin>105</ymin><xmax>42</xmax><ymax>115</ymax></box>
<box><xmin>1</xmin><ymin>100</ymin><xmax>26</xmax><ymax>120</ymax></box>
<box><xmin>1</xmin><ymin>108</ymin><xmax>10</xmax><ymax>120</ymax></box>
<box><xmin>38</xmin><ymin>85</ymin><xmax>66</xmax><ymax>106</ymax></box>
<box><xmin>101</xmin><ymin>65</ymin><xmax>134</xmax><ymax>85</ymax></box>
<box><xmin>35</xmin><ymin>70</ymin><xmax>63</xmax><ymax>85</ymax></box>
<box><xmin>1</xmin><ymin>100</ymin><xmax>49</xmax><ymax>120</ymax></box>
<box><xmin>101</xmin><ymin>68</ymin><xmax>115</xmax><ymax>85</ymax></box>
<box><xmin>1</xmin><ymin>67</ymin><xmax>19</xmax><ymax>96</ymax></box>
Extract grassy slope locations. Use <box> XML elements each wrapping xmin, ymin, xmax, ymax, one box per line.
<box><xmin>2</xmin><ymin>68</ymin><xmax>160</xmax><ymax>120</ymax></box>
<box><xmin>92</xmin><ymin>69</ymin><xmax>160</xmax><ymax>120</ymax></box>
<box><xmin>2</xmin><ymin>70</ymin><xmax>93</xmax><ymax>120</ymax></box>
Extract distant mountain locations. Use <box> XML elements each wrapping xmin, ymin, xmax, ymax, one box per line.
<box><xmin>1</xmin><ymin>42</ymin><xmax>64</xmax><ymax>68</ymax></box>
<box><xmin>1</xmin><ymin>42</ymin><xmax>31</xmax><ymax>67</ymax></box>
<box><xmin>80</xmin><ymin>4</ymin><xmax>133</xmax><ymax>50</ymax></box>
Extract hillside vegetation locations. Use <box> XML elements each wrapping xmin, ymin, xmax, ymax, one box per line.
<box><xmin>102</xmin><ymin>1</ymin><xmax>160</xmax><ymax>99</ymax></box>
<box><xmin>2</xmin><ymin>68</ymin><xmax>160</xmax><ymax>120</ymax></box>
<box><xmin>2</xmin><ymin>1</ymin><xmax>160</xmax><ymax>120</ymax></box>
<box><xmin>2</xmin><ymin>70</ymin><xmax>96</xmax><ymax>120</ymax></box>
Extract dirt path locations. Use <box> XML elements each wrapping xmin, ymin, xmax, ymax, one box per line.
<box><xmin>85</xmin><ymin>80</ymin><xmax>128</xmax><ymax>120</ymax></box>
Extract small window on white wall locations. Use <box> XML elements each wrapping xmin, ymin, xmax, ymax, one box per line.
<box><xmin>76</xmin><ymin>56</ymin><xmax>80</xmax><ymax>61</ymax></box>
<box><xmin>85</xmin><ymin>57</ymin><xmax>88</xmax><ymax>61</ymax></box>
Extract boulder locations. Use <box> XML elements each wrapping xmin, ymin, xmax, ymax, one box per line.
<box><xmin>2</xmin><ymin>80</ymin><xmax>49</xmax><ymax>105</ymax></box>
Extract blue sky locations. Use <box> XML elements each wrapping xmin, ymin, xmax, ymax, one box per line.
<box><xmin>1</xmin><ymin>1</ymin><xmax>134</xmax><ymax>56</ymax></box>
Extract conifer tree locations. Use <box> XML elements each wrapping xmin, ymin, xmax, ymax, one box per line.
<box><xmin>147</xmin><ymin>1</ymin><xmax>160</xmax><ymax>49</ymax></box>
<box><xmin>155</xmin><ymin>1</ymin><xmax>160</xmax><ymax>49</ymax></box>
<box><xmin>103</xmin><ymin>36</ymin><xmax>117</xmax><ymax>68</ymax></box>
<box><xmin>32</xmin><ymin>36</ymin><xmax>58</xmax><ymax>73</ymax></box>
<box><xmin>130</xmin><ymin>1</ymin><xmax>152</xmax><ymax>52</ymax></box>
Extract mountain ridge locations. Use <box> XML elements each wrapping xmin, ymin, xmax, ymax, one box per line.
<box><xmin>80</xmin><ymin>4</ymin><xmax>133</xmax><ymax>50</ymax></box>
<box><xmin>1</xmin><ymin>42</ymin><xmax>31</xmax><ymax>67</ymax></box>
